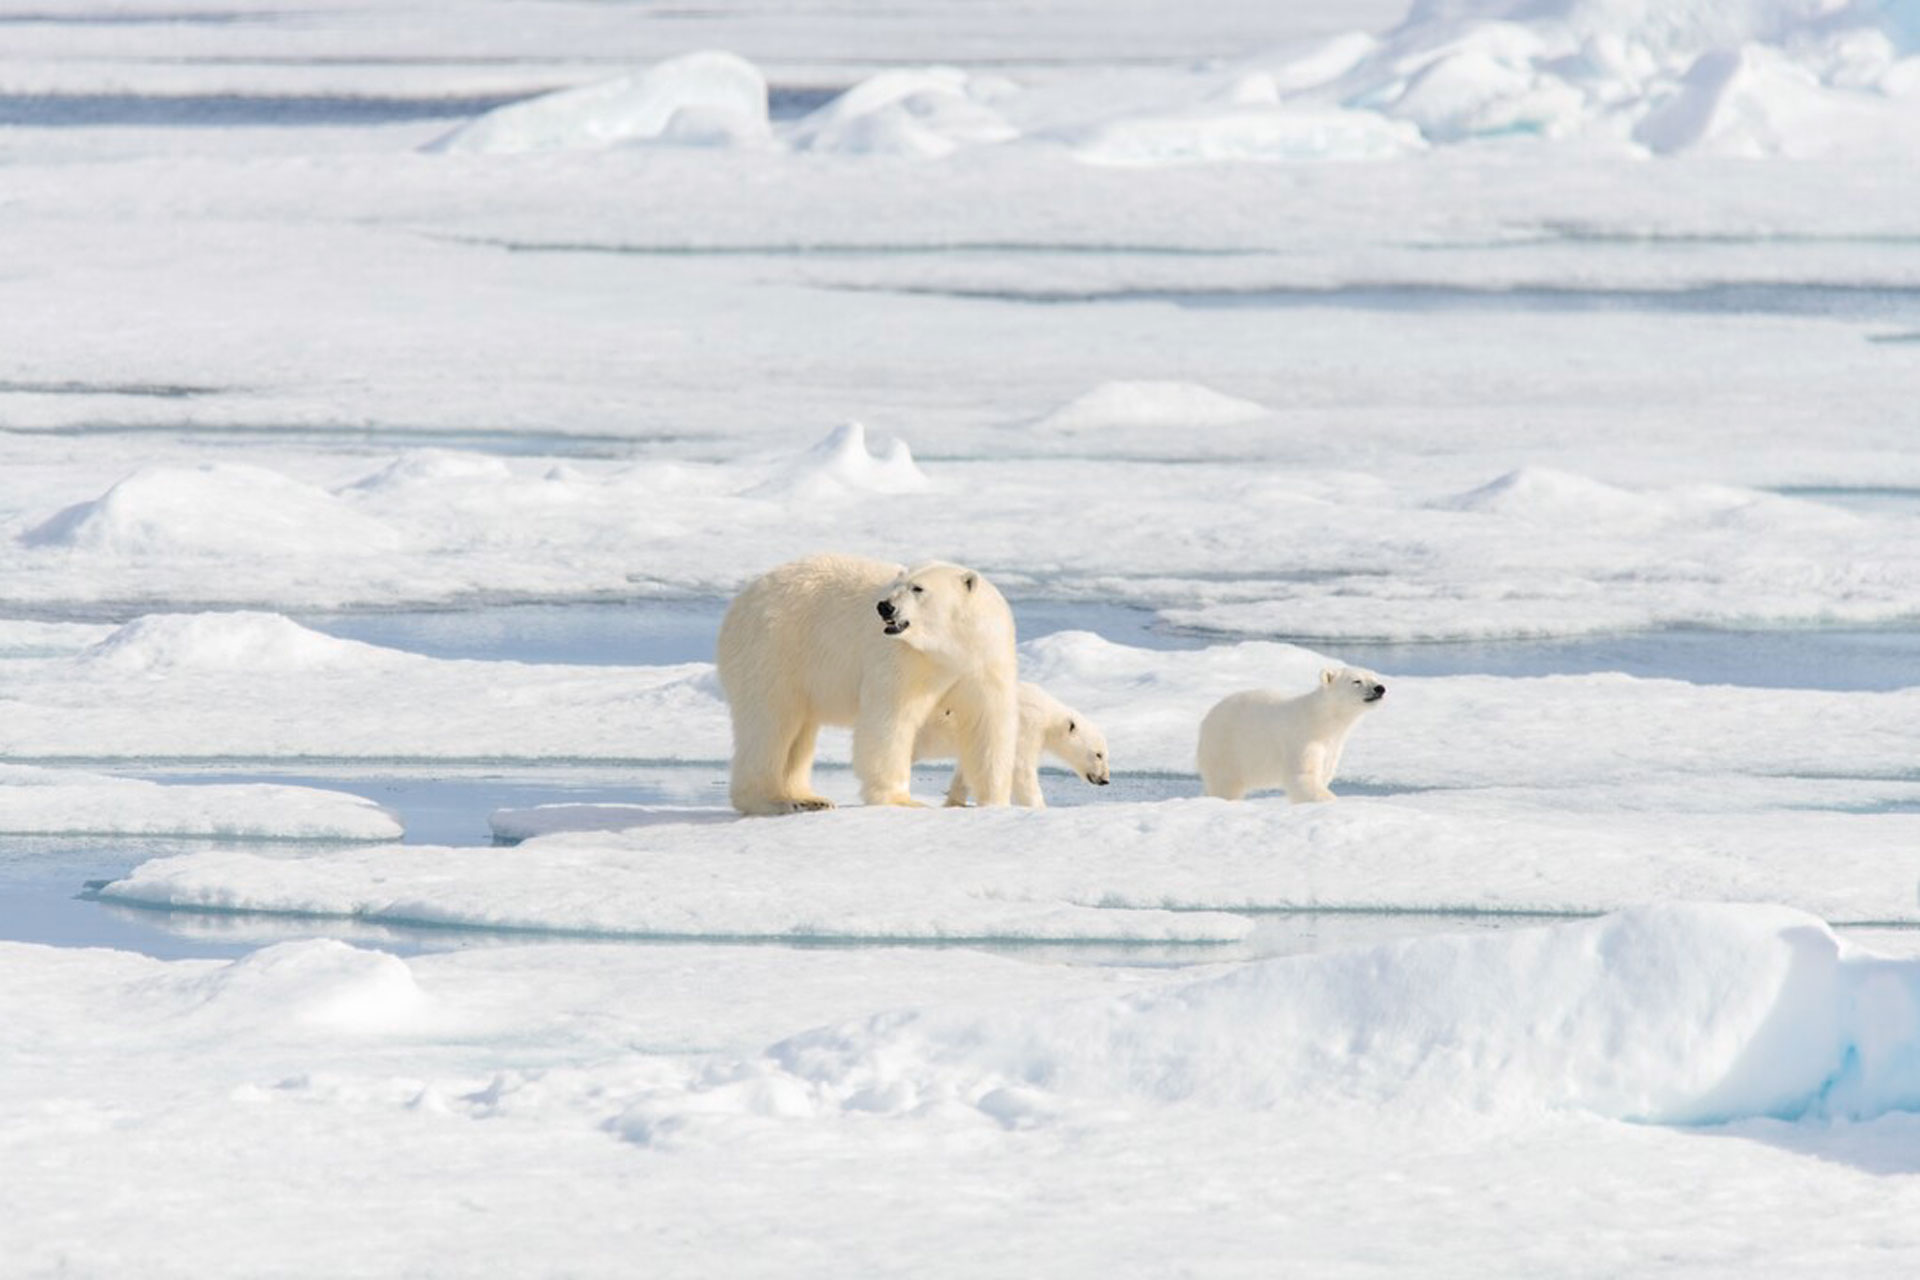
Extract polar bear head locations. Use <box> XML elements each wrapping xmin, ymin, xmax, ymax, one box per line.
<box><xmin>1321</xmin><ymin>666</ymin><xmax>1387</xmax><ymax>708</ymax></box>
<box><xmin>1026</xmin><ymin>684</ymin><xmax>1109</xmax><ymax>785</ymax></box>
<box><xmin>1053</xmin><ymin>711</ymin><xmax>1109</xmax><ymax>785</ymax></box>
<box><xmin>874</xmin><ymin>560</ymin><xmax>1012</xmax><ymax>662</ymax></box>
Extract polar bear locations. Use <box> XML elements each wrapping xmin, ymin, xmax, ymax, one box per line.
<box><xmin>1196</xmin><ymin>667</ymin><xmax>1386</xmax><ymax>802</ymax></box>
<box><xmin>715</xmin><ymin>552</ymin><xmax>1019</xmax><ymax>815</ymax></box>
<box><xmin>915</xmin><ymin>681</ymin><xmax>1110</xmax><ymax>808</ymax></box>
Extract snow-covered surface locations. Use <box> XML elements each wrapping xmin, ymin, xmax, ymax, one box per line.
<box><xmin>12</xmin><ymin>908</ymin><xmax>1920</xmax><ymax>1276</ymax></box>
<box><xmin>0</xmin><ymin>765</ymin><xmax>401</xmax><ymax>840</ymax></box>
<box><xmin>8</xmin><ymin>615</ymin><xmax>1918</xmax><ymax>815</ymax></box>
<box><xmin>7</xmin><ymin>0</ymin><xmax>1920</xmax><ymax>1272</ymax></box>
<box><xmin>99</xmin><ymin>799</ymin><xmax>1920</xmax><ymax>934</ymax></box>
<box><xmin>426</xmin><ymin>51</ymin><xmax>772</xmax><ymax>154</ymax></box>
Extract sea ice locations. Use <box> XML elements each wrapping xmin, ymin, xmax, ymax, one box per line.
<box><xmin>425</xmin><ymin>51</ymin><xmax>772</xmax><ymax>154</ymax></box>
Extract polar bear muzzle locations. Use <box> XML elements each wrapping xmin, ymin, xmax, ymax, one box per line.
<box><xmin>876</xmin><ymin>599</ymin><xmax>910</xmax><ymax>635</ymax></box>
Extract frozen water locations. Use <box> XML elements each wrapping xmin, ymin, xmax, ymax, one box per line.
<box><xmin>7</xmin><ymin>0</ymin><xmax>1920</xmax><ymax>1271</ymax></box>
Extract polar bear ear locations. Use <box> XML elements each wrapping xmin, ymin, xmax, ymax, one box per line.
<box><xmin>963</xmin><ymin>572</ymin><xmax>977</xmax><ymax>593</ymax></box>
<box><xmin>1321</xmin><ymin>668</ymin><xmax>1338</xmax><ymax>685</ymax></box>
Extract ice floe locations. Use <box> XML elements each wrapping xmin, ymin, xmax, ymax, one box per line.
<box><xmin>0</xmin><ymin>764</ymin><xmax>400</xmax><ymax>840</ymax></box>
<box><xmin>98</xmin><ymin>797</ymin><xmax>1920</xmax><ymax>933</ymax></box>
<box><xmin>8</xmin><ymin>614</ymin><xmax>1920</xmax><ymax>809</ymax></box>
<box><xmin>10</xmin><ymin>437</ymin><xmax>1920</xmax><ymax>640</ymax></box>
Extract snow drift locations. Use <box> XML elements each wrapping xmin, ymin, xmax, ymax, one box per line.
<box><xmin>787</xmin><ymin>68</ymin><xmax>1019</xmax><ymax>158</ymax></box>
<box><xmin>616</xmin><ymin>904</ymin><xmax>1920</xmax><ymax>1142</ymax></box>
<box><xmin>427</xmin><ymin>52</ymin><xmax>772</xmax><ymax>154</ymax></box>
<box><xmin>20</xmin><ymin>465</ymin><xmax>400</xmax><ymax>558</ymax></box>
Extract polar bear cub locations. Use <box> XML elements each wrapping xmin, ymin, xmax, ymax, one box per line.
<box><xmin>715</xmin><ymin>552</ymin><xmax>1019</xmax><ymax>815</ymax></box>
<box><xmin>915</xmin><ymin>681</ymin><xmax>1110</xmax><ymax>808</ymax></box>
<box><xmin>1197</xmin><ymin>667</ymin><xmax>1386</xmax><ymax>802</ymax></box>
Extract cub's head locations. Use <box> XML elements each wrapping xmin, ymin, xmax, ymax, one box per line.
<box><xmin>1056</xmin><ymin>711</ymin><xmax>1110</xmax><ymax>786</ymax></box>
<box><xmin>1321</xmin><ymin>666</ymin><xmax>1387</xmax><ymax>708</ymax></box>
<box><xmin>874</xmin><ymin>561</ymin><xmax>1000</xmax><ymax>655</ymax></box>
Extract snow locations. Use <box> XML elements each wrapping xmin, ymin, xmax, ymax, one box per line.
<box><xmin>0</xmin><ymin>764</ymin><xmax>401</xmax><ymax>840</ymax></box>
<box><xmin>628</xmin><ymin>904</ymin><xmax>1920</xmax><ymax>1131</ymax></box>
<box><xmin>787</xmin><ymin>68</ymin><xmax>1020</xmax><ymax>158</ymax></box>
<box><xmin>425</xmin><ymin>51</ymin><xmax>772</xmax><ymax>154</ymax></box>
<box><xmin>1032</xmin><ymin>380</ymin><xmax>1272</xmax><ymax>433</ymax></box>
<box><xmin>5</xmin><ymin>0</ymin><xmax>1920</xmax><ymax>1272</ymax></box>
<box><xmin>100</xmin><ymin>798</ymin><xmax>1920</xmax><ymax>936</ymax></box>
<box><xmin>10</xmin><ymin>909</ymin><xmax>1920</xmax><ymax>1275</ymax></box>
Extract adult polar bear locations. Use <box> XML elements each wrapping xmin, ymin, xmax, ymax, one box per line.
<box><xmin>716</xmin><ymin>553</ymin><xmax>1019</xmax><ymax>815</ymax></box>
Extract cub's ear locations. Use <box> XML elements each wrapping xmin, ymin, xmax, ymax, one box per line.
<box><xmin>1321</xmin><ymin>668</ymin><xmax>1338</xmax><ymax>685</ymax></box>
<box><xmin>963</xmin><ymin>572</ymin><xmax>977</xmax><ymax>592</ymax></box>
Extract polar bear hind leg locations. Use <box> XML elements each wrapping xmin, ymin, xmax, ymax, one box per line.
<box><xmin>780</xmin><ymin>721</ymin><xmax>832</xmax><ymax>811</ymax></box>
<box><xmin>728</xmin><ymin>696</ymin><xmax>830</xmax><ymax>815</ymax></box>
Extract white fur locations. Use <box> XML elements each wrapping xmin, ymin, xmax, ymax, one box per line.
<box><xmin>715</xmin><ymin>552</ymin><xmax>1019</xmax><ymax>815</ymax></box>
<box><xmin>914</xmin><ymin>681</ymin><xmax>1110</xmax><ymax>808</ymax></box>
<box><xmin>1196</xmin><ymin>666</ymin><xmax>1387</xmax><ymax>802</ymax></box>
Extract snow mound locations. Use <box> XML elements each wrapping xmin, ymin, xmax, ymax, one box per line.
<box><xmin>172</xmin><ymin>940</ymin><xmax>425</xmax><ymax>1034</ymax></box>
<box><xmin>614</xmin><ymin>905</ymin><xmax>1920</xmax><ymax>1144</ymax></box>
<box><xmin>787</xmin><ymin>68</ymin><xmax>1018</xmax><ymax>158</ymax></box>
<box><xmin>20</xmin><ymin>464</ymin><xmax>400</xmax><ymax>557</ymax></box>
<box><xmin>0</xmin><ymin>765</ymin><xmax>401</xmax><ymax>840</ymax></box>
<box><xmin>80</xmin><ymin>612</ymin><xmax>404</xmax><ymax>675</ymax></box>
<box><xmin>427</xmin><ymin>52</ymin><xmax>771</xmax><ymax>155</ymax></box>
<box><xmin>1438</xmin><ymin>467</ymin><xmax>1659</xmax><ymax>522</ymax></box>
<box><xmin>345</xmin><ymin>450</ymin><xmax>516</xmax><ymax>494</ymax></box>
<box><xmin>1308</xmin><ymin>0</ymin><xmax>1920</xmax><ymax>156</ymax></box>
<box><xmin>745</xmin><ymin>422</ymin><xmax>930</xmax><ymax>500</ymax></box>
<box><xmin>1035</xmin><ymin>381</ymin><xmax>1271</xmax><ymax>433</ymax></box>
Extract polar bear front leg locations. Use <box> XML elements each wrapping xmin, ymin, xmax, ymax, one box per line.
<box><xmin>943</xmin><ymin>765</ymin><xmax>972</xmax><ymax>807</ymax></box>
<box><xmin>957</xmin><ymin>680</ymin><xmax>1020</xmax><ymax>808</ymax></box>
<box><xmin>1282</xmin><ymin>743</ymin><xmax>1336</xmax><ymax>803</ymax></box>
<box><xmin>853</xmin><ymin>674</ymin><xmax>941</xmax><ymax>807</ymax></box>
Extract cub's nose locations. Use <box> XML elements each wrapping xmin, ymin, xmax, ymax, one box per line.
<box><xmin>876</xmin><ymin>600</ymin><xmax>896</xmax><ymax>620</ymax></box>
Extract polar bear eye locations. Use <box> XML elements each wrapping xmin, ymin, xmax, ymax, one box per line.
<box><xmin>911</xmin><ymin>585</ymin><xmax>924</xmax><ymax>595</ymax></box>
<box><xmin>1067</xmin><ymin>719</ymin><xmax>1077</xmax><ymax>733</ymax></box>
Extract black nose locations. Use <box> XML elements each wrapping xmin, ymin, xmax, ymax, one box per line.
<box><xmin>876</xmin><ymin>600</ymin><xmax>895</xmax><ymax>620</ymax></box>
<box><xmin>1373</xmin><ymin>685</ymin><xmax>1386</xmax><ymax>696</ymax></box>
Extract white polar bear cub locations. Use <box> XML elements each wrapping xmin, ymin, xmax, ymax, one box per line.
<box><xmin>715</xmin><ymin>552</ymin><xmax>1019</xmax><ymax>815</ymax></box>
<box><xmin>1197</xmin><ymin>666</ymin><xmax>1386</xmax><ymax>802</ymax></box>
<box><xmin>915</xmin><ymin>681</ymin><xmax>1110</xmax><ymax>808</ymax></box>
